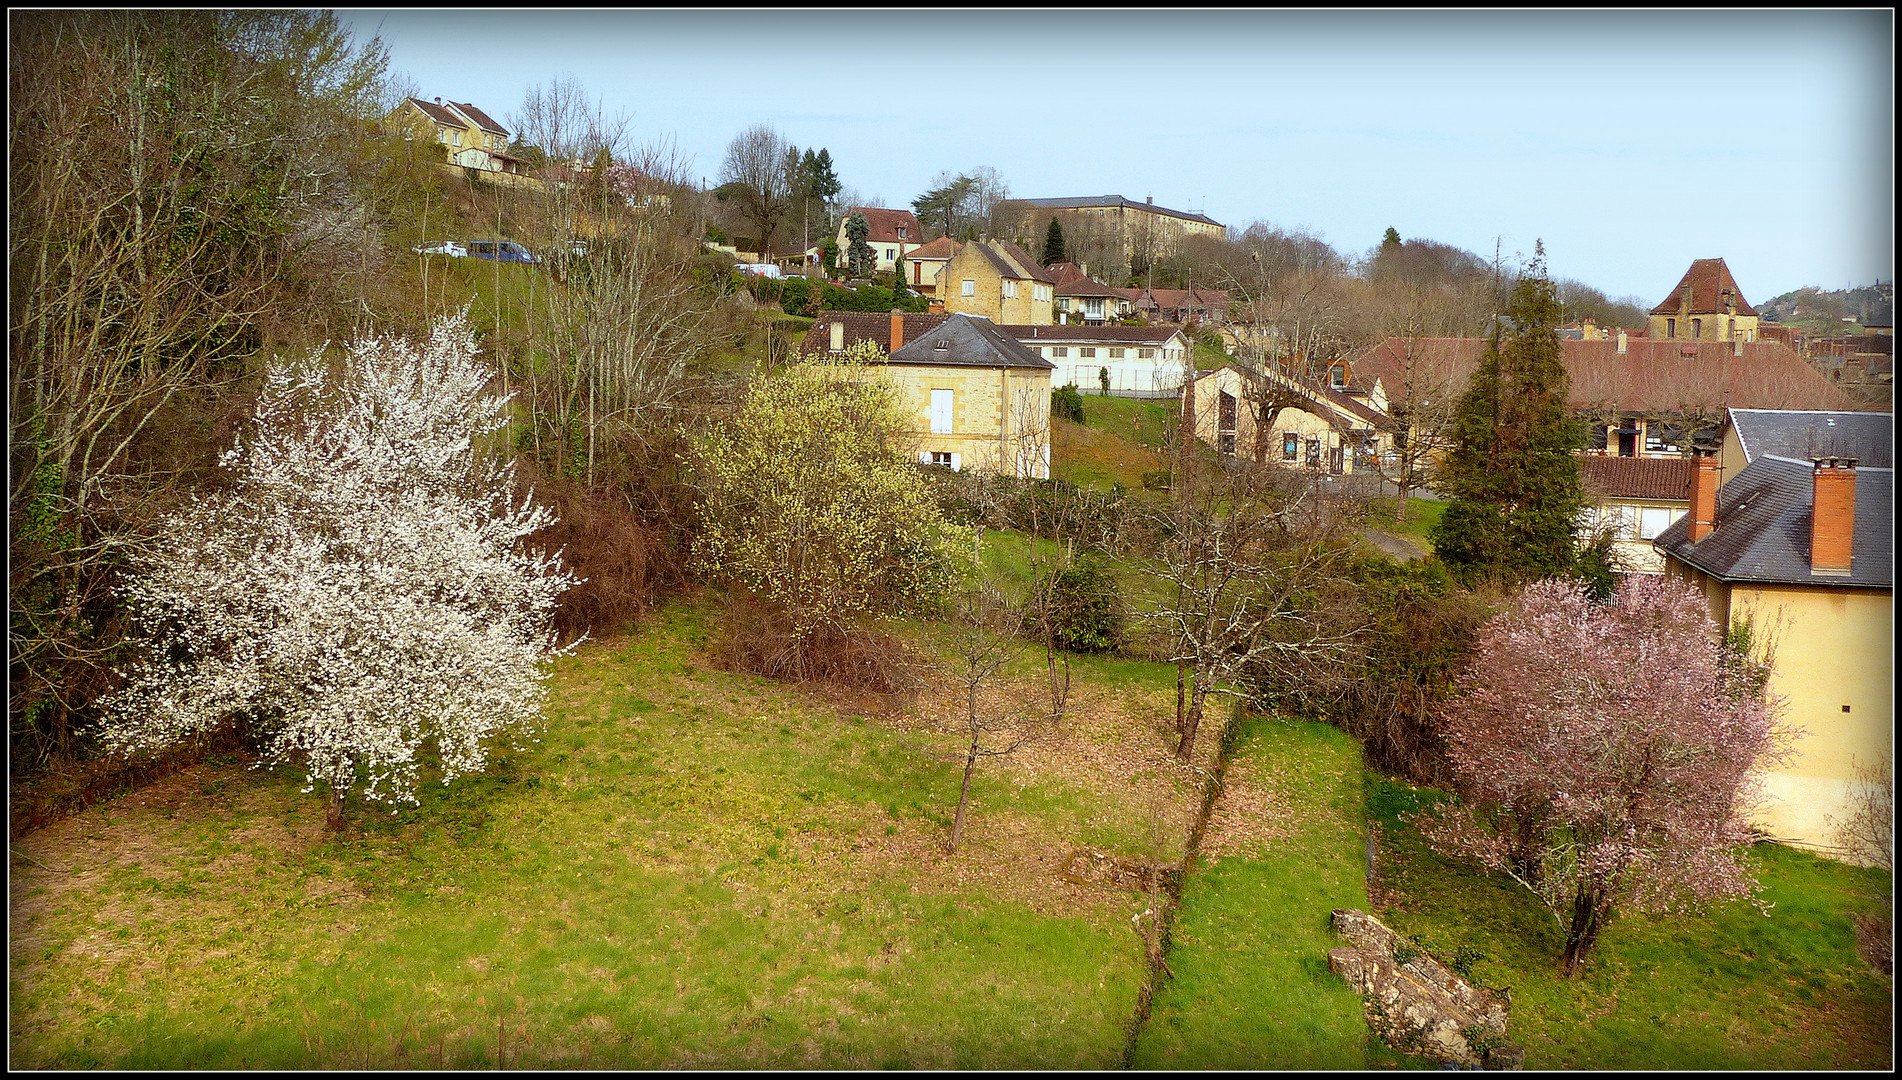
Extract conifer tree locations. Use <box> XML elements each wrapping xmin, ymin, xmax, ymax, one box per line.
<box><xmin>1043</xmin><ymin>217</ymin><xmax>1068</xmax><ymax>265</ymax></box>
<box><xmin>844</xmin><ymin>212</ymin><xmax>874</xmax><ymax>278</ymax></box>
<box><xmin>1428</xmin><ymin>243</ymin><xmax>1584</xmax><ymax>584</ymax></box>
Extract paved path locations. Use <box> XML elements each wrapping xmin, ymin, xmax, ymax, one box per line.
<box><xmin>1360</xmin><ymin>529</ymin><xmax>1428</xmax><ymax>562</ymax></box>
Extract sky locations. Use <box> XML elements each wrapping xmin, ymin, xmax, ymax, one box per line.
<box><xmin>340</xmin><ymin>9</ymin><xmax>1893</xmax><ymax>304</ymax></box>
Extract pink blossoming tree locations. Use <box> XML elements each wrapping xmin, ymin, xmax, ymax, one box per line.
<box><xmin>1419</xmin><ymin>575</ymin><xmax>1789</xmax><ymax>977</ymax></box>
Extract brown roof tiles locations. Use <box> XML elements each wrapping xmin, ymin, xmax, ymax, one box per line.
<box><xmin>844</xmin><ymin>207</ymin><xmax>925</xmax><ymax>245</ymax></box>
<box><xmin>1578</xmin><ymin>455</ymin><xmax>1694</xmax><ymax>502</ymax></box>
<box><xmin>1648</xmin><ymin>258</ymin><xmax>1758</xmax><ymax>317</ymax></box>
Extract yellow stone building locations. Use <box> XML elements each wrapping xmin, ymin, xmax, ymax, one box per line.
<box><xmin>385</xmin><ymin>97</ymin><xmax>530</xmax><ymax>175</ymax></box>
<box><xmin>1009</xmin><ymin>195</ymin><xmax>1226</xmax><ymax>262</ymax></box>
<box><xmin>1185</xmin><ymin>363</ymin><xmax>1389</xmax><ymax>473</ymax></box>
<box><xmin>1646</xmin><ymin>257</ymin><xmax>1761</xmax><ymax>343</ymax></box>
<box><xmin>938</xmin><ymin>240</ymin><xmax>1056</xmax><ymax>325</ymax></box>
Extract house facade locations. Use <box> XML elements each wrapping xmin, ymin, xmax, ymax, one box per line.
<box><xmin>901</xmin><ymin>236</ymin><xmax>957</xmax><ymax>297</ymax></box>
<box><xmin>1577</xmin><ymin>455</ymin><xmax>1691</xmax><ymax>573</ymax></box>
<box><xmin>1008</xmin><ymin>195</ymin><xmax>1225</xmax><ymax>262</ymax></box>
<box><xmin>799</xmin><ymin>312</ymin><xmax>1053</xmax><ymax>478</ymax></box>
<box><xmin>1646</xmin><ymin>258</ymin><xmax>1762</xmax><ymax>344</ymax></box>
<box><xmin>1186</xmin><ymin>364</ymin><xmax>1390</xmax><ymax>474</ymax></box>
<box><xmin>835</xmin><ymin>207</ymin><xmax>925</xmax><ymax>273</ymax></box>
<box><xmin>1653</xmin><ymin>449</ymin><xmax>1893</xmax><ymax>851</ymax></box>
<box><xmin>939</xmin><ymin>240</ymin><xmax>1055</xmax><ymax>326</ymax></box>
<box><xmin>1002</xmin><ymin>325</ymin><xmax>1193</xmax><ymax>396</ymax></box>
<box><xmin>386</xmin><ymin>97</ymin><xmax>528</xmax><ymax>175</ymax></box>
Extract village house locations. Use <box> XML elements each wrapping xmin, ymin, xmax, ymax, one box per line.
<box><xmin>1053</xmin><ymin>273</ymin><xmax>1136</xmax><ymax>325</ymax></box>
<box><xmin>900</xmin><ymin>235</ymin><xmax>958</xmax><ymax>297</ymax></box>
<box><xmin>1002</xmin><ymin>324</ymin><xmax>1194</xmax><ymax>396</ymax></box>
<box><xmin>1185</xmin><ymin>363</ymin><xmax>1391</xmax><ymax>474</ymax></box>
<box><xmin>385</xmin><ymin>97</ymin><xmax>530</xmax><ymax>176</ymax></box>
<box><xmin>939</xmin><ymin>240</ymin><xmax>1056</xmax><ymax>325</ymax></box>
<box><xmin>835</xmin><ymin>207</ymin><xmax>925</xmax><ymax>274</ymax></box>
<box><xmin>1644</xmin><ymin>258</ymin><xmax>1761</xmax><ymax>344</ymax></box>
<box><xmin>1008</xmin><ymin>195</ymin><xmax>1226</xmax><ymax>262</ymax></box>
<box><xmin>1652</xmin><ymin>439</ymin><xmax>1892</xmax><ymax>851</ymax></box>
<box><xmin>797</xmin><ymin>311</ymin><xmax>1054</xmax><ymax>478</ymax></box>
<box><xmin>1577</xmin><ymin>455</ymin><xmax>1692</xmax><ymax>573</ymax></box>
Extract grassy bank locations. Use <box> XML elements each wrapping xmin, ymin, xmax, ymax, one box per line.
<box><xmin>1130</xmin><ymin>716</ymin><xmax>1376</xmax><ymax>1069</ymax></box>
<box><xmin>9</xmin><ymin>597</ymin><xmax>1223</xmax><ymax>1069</ymax></box>
<box><xmin>1367</xmin><ymin>776</ymin><xmax>1893</xmax><ymax>1070</ymax></box>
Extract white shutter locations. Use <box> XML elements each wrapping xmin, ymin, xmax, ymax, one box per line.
<box><xmin>920</xmin><ymin>451</ymin><xmax>933</xmax><ymax>464</ymax></box>
<box><xmin>948</xmin><ymin>453</ymin><xmax>961</xmax><ymax>471</ymax></box>
<box><xmin>930</xmin><ymin>389</ymin><xmax>954</xmax><ymax>434</ymax></box>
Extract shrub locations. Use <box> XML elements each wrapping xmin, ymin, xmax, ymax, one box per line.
<box><xmin>1036</xmin><ymin>555</ymin><xmax>1123</xmax><ymax>654</ymax></box>
<box><xmin>1051</xmin><ymin>383</ymin><xmax>1085</xmax><ymax>424</ymax></box>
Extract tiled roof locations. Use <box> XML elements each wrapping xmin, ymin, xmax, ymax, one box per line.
<box><xmin>403</xmin><ymin>97</ymin><xmax>468</xmax><ymax>129</ymax></box>
<box><xmin>1044</xmin><ymin>262</ymin><xmax>1090</xmax><ymax>287</ymax></box>
<box><xmin>905</xmin><ymin>236</ymin><xmax>957</xmax><ymax>261</ymax></box>
<box><xmin>844</xmin><ymin>207</ymin><xmax>925</xmax><ymax>245</ymax></box>
<box><xmin>447</xmin><ymin>101</ymin><xmax>508</xmax><ymax>136</ymax></box>
<box><xmin>1648</xmin><ymin>258</ymin><xmax>1758</xmax><ymax>317</ymax></box>
<box><xmin>1346</xmin><ymin>337</ymin><xmax>1854</xmax><ymax>413</ymax></box>
<box><xmin>1014</xmin><ymin>195</ymin><xmax>1224</xmax><ymax>228</ymax></box>
<box><xmin>999</xmin><ymin>325</ymin><xmax>1185</xmax><ymax>345</ymax></box>
<box><xmin>889</xmin><ymin>314</ymin><xmax>1054</xmax><ymax>370</ymax></box>
<box><xmin>1729</xmin><ymin>409</ymin><xmax>1893</xmax><ymax>468</ymax></box>
<box><xmin>798</xmin><ymin>311</ymin><xmax>950</xmax><ymax>356</ymax></box>
<box><xmin>1196</xmin><ymin>364</ymin><xmax>1391</xmax><ymax>432</ymax></box>
<box><xmin>1142</xmin><ymin>287</ymin><xmax>1229</xmax><ymax>309</ymax></box>
<box><xmin>1654</xmin><ymin>455</ymin><xmax>1892</xmax><ymax>587</ymax></box>
<box><xmin>1578</xmin><ymin>455</ymin><xmax>1693</xmax><ymax>502</ymax></box>
<box><xmin>1054</xmin><ymin>276</ymin><xmax>1125</xmax><ymax>298</ymax></box>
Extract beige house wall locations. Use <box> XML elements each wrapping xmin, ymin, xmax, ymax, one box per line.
<box><xmin>1584</xmin><ymin>498</ymin><xmax>1688</xmax><ymax>573</ymax></box>
<box><xmin>1188</xmin><ymin>367</ymin><xmax>1380</xmax><ymax>472</ymax></box>
<box><xmin>1664</xmin><ymin>561</ymin><xmax>1894</xmax><ymax>851</ymax></box>
<box><xmin>1646</xmin><ymin>311</ymin><xmax>1760</xmax><ymax>343</ymax></box>
<box><xmin>939</xmin><ymin>245</ymin><xmax>1052</xmax><ymax>325</ymax></box>
<box><xmin>854</xmin><ymin>362</ymin><xmax>1052</xmax><ymax>479</ymax></box>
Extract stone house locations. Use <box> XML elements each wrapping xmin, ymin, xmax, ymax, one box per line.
<box><xmin>939</xmin><ymin>240</ymin><xmax>1056</xmax><ymax>326</ymax></box>
<box><xmin>1645</xmin><ymin>257</ymin><xmax>1761</xmax><ymax>344</ymax></box>
<box><xmin>385</xmin><ymin>97</ymin><xmax>529</xmax><ymax>175</ymax></box>
<box><xmin>1186</xmin><ymin>363</ymin><xmax>1390</xmax><ymax>474</ymax></box>
<box><xmin>835</xmin><ymin>207</ymin><xmax>925</xmax><ymax>274</ymax></box>
<box><xmin>1576</xmin><ymin>455</ymin><xmax>1692</xmax><ymax>573</ymax></box>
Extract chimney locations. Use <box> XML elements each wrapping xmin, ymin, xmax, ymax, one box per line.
<box><xmin>1689</xmin><ymin>448</ymin><xmax>1719</xmax><ymax>541</ymax></box>
<box><xmin>433</xmin><ymin>97</ymin><xmax>442</xmax><ymax>106</ymax></box>
<box><xmin>1616</xmin><ymin>329</ymin><xmax>1627</xmax><ymax>354</ymax></box>
<box><xmin>1732</xmin><ymin>334</ymin><xmax>1743</xmax><ymax>357</ymax></box>
<box><xmin>1810</xmin><ymin>457</ymin><xmax>1858</xmax><ymax>575</ymax></box>
<box><xmin>829</xmin><ymin>320</ymin><xmax>845</xmax><ymax>352</ymax></box>
<box><xmin>890</xmin><ymin>309</ymin><xmax>905</xmax><ymax>352</ymax></box>
<box><xmin>928</xmin><ymin>298</ymin><xmax>944</xmax><ymax>314</ymax></box>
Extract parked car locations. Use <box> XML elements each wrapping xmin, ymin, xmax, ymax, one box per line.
<box><xmin>467</xmin><ymin>241</ymin><xmax>536</xmax><ymax>264</ymax></box>
<box><xmin>411</xmin><ymin>240</ymin><xmax>468</xmax><ymax>258</ymax></box>
<box><xmin>734</xmin><ymin>262</ymin><xmax>782</xmax><ymax>279</ymax></box>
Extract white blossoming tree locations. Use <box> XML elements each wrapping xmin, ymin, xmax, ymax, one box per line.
<box><xmin>100</xmin><ymin>311</ymin><xmax>577</xmax><ymax>830</ymax></box>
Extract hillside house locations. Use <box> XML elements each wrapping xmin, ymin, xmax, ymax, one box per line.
<box><xmin>386</xmin><ymin>97</ymin><xmax>529</xmax><ymax>175</ymax></box>
<box><xmin>1186</xmin><ymin>363</ymin><xmax>1390</xmax><ymax>474</ymax></box>
<box><xmin>1577</xmin><ymin>455</ymin><xmax>1691</xmax><ymax>573</ymax></box>
<box><xmin>1004</xmin><ymin>325</ymin><xmax>1193</xmax><ymax>396</ymax></box>
<box><xmin>836</xmin><ymin>207</ymin><xmax>925</xmax><ymax>274</ymax></box>
<box><xmin>902</xmin><ymin>236</ymin><xmax>958</xmax><ymax>297</ymax></box>
<box><xmin>939</xmin><ymin>240</ymin><xmax>1056</xmax><ymax>326</ymax></box>
<box><xmin>1653</xmin><ymin>446</ymin><xmax>1892</xmax><ymax>850</ymax></box>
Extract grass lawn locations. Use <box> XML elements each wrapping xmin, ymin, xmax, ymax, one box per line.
<box><xmin>10</xmin><ymin>597</ymin><xmax>1227</xmax><ymax>1069</ymax></box>
<box><xmin>1131</xmin><ymin>715</ymin><xmax>1380</xmax><ymax>1069</ymax></box>
<box><xmin>1367</xmin><ymin>776</ymin><xmax>1893</xmax><ymax>1070</ymax></box>
<box><xmin>1383</xmin><ymin>496</ymin><xmax>1446</xmax><ymax>552</ymax></box>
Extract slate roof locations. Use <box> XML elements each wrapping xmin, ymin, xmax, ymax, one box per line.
<box><xmin>1015</xmin><ymin>195</ymin><xmax>1224</xmax><ymax>228</ymax></box>
<box><xmin>999</xmin><ymin>325</ymin><xmax>1185</xmax><ymax>345</ymax></box>
<box><xmin>1346</xmin><ymin>336</ymin><xmax>1853</xmax><ymax>413</ymax></box>
<box><xmin>798</xmin><ymin>311</ymin><xmax>950</xmax><ymax>355</ymax></box>
<box><xmin>888</xmin><ymin>314</ymin><xmax>1054</xmax><ymax>370</ymax></box>
<box><xmin>1653</xmin><ymin>455</ymin><xmax>1893</xmax><ymax>588</ymax></box>
<box><xmin>1578</xmin><ymin>455</ymin><xmax>1693</xmax><ymax>502</ymax></box>
<box><xmin>984</xmin><ymin>240</ymin><xmax>1056</xmax><ymax>284</ymax></box>
<box><xmin>843</xmin><ymin>207</ymin><xmax>925</xmax><ymax>244</ymax></box>
<box><xmin>1648</xmin><ymin>258</ymin><xmax>1758</xmax><ymax>316</ymax></box>
<box><xmin>1728</xmin><ymin>409</ymin><xmax>1893</xmax><ymax>468</ymax></box>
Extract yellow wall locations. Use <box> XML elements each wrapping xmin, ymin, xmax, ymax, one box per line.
<box><xmin>1647</xmin><ymin>311</ymin><xmax>1760</xmax><ymax>342</ymax></box>
<box><xmin>1665</xmin><ymin>559</ymin><xmax>1894</xmax><ymax>852</ymax></box>
<box><xmin>939</xmin><ymin>245</ymin><xmax>1053</xmax><ymax>325</ymax></box>
<box><xmin>1188</xmin><ymin>367</ymin><xmax>1380</xmax><ymax>472</ymax></box>
<box><xmin>854</xmin><ymin>362</ymin><xmax>1052</xmax><ymax>479</ymax></box>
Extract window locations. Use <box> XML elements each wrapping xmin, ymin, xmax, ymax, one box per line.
<box><xmin>1218</xmin><ymin>391</ymin><xmax>1237</xmax><ymax>431</ymax></box>
<box><xmin>1003</xmin><ymin>280</ymin><xmax>1017</xmax><ymax>299</ymax></box>
<box><xmin>1139</xmin><ymin>348</ymin><xmax>1155</xmax><ymax>359</ymax></box>
<box><xmin>1109</xmin><ymin>348</ymin><xmax>1125</xmax><ymax>358</ymax></box>
<box><xmin>1637</xmin><ymin>506</ymin><xmax>1680</xmax><ymax>540</ymax></box>
<box><xmin>1283</xmin><ymin>433</ymin><xmax>1299</xmax><ymax>461</ymax></box>
<box><xmin>1052</xmin><ymin>347</ymin><xmax>1068</xmax><ymax>357</ymax></box>
<box><xmin>897</xmin><ymin>227</ymin><xmax>907</xmax><ymax>239</ymax></box>
<box><xmin>930</xmin><ymin>389</ymin><xmax>954</xmax><ymax>434</ymax></box>
<box><xmin>1079</xmin><ymin>347</ymin><xmax>1097</xmax><ymax>358</ymax></box>
<box><xmin>1329</xmin><ymin>364</ymin><xmax>1346</xmax><ymax>389</ymax></box>
<box><xmin>961</xmin><ymin>279</ymin><xmax>975</xmax><ymax>296</ymax></box>
<box><xmin>1667</xmin><ymin>318</ymin><xmax>1676</xmax><ymax>338</ymax></box>
<box><xmin>1219</xmin><ymin>432</ymin><xmax>1236</xmax><ymax>455</ymax></box>
<box><xmin>452</xmin><ymin>131</ymin><xmax>462</xmax><ymax>146</ymax></box>
<box><xmin>1727</xmin><ymin>318</ymin><xmax>1736</xmax><ymax>339</ymax></box>
<box><xmin>1691</xmin><ymin>318</ymin><xmax>1702</xmax><ymax>339</ymax></box>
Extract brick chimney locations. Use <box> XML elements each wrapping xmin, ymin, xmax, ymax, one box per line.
<box><xmin>890</xmin><ymin>310</ymin><xmax>906</xmax><ymax>352</ymax></box>
<box><xmin>829</xmin><ymin>320</ymin><xmax>845</xmax><ymax>352</ymax></box>
<box><xmin>1810</xmin><ymin>457</ymin><xmax>1857</xmax><ymax>575</ymax></box>
<box><xmin>1616</xmin><ymin>329</ymin><xmax>1628</xmax><ymax>355</ymax></box>
<box><xmin>1689</xmin><ymin>448</ymin><xmax>1719</xmax><ymax>541</ymax></box>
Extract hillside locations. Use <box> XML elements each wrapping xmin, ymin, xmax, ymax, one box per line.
<box><xmin>1759</xmin><ymin>282</ymin><xmax>1894</xmax><ymax>333</ymax></box>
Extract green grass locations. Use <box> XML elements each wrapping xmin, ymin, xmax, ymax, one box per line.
<box><xmin>1384</xmin><ymin>497</ymin><xmax>1447</xmax><ymax>552</ymax></box>
<box><xmin>11</xmin><ymin>603</ymin><xmax>1175</xmax><ymax>1069</ymax></box>
<box><xmin>1366</xmin><ymin>775</ymin><xmax>1892</xmax><ymax>1070</ymax></box>
<box><xmin>1131</xmin><ymin>716</ymin><xmax>1377</xmax><ymax>1068</ymax></box>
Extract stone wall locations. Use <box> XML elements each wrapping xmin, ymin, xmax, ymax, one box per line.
<box><xmin>1327</xmin><ymin>908</ymin><xmax>1523</xmax><ymax>1069</ymax></box>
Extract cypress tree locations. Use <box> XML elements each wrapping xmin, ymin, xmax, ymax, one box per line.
<box><xmin>1042</xmin><ymin>218</ymin><xmax>1068</xmax><ymax>265</ymax></box>
<box><xmin>1428</xmin><ymin>243</ymin><xmax>1584</xmax><ymax>585</ymax></box>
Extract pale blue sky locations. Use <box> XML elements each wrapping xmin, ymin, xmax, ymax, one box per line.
<box><xmin>341</xmin><ymin>9</ymin><xmax>1893</xmax><ymax>304</ymax></box>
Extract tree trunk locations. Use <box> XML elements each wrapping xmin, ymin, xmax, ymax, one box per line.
<box><xmin>1176</xmin><ymin>677</ymin><xmax>1208</xmax><ymax>761</ymax></box>
<box><xmin>1561</xmin><ymin>887</ymin><xmax>1604</xmax><ymax>978</ymax></box>
<box><xmin>325</xmin><ymin>785</ymin><xmax>345</xmax><ymax>832</ymax></box>
<box><xmin>948</xmin><ymin>738</ymin><xmax>979</xmax><ymax>854</ymax></box>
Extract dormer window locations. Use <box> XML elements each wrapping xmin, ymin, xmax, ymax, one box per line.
<box><xmin>897</xmin><ymin>227</ymin><xmax>907</xmax><ymax>239</ymax></box>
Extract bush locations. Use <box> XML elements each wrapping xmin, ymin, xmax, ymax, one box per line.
<box><xmin>1036</xmin><ymin>555</ymin><xmax>1123</xmax><ymax>654</ymax></box>
<box><xmin>1141</xmin><ymin>468</ymin><xmax>1172</xmax><ymax>491</ymax></box>
<box><xmin>1051</xmin><ymin>383</ymin><xmax>1085</xmax><ymax>424</ymax></box>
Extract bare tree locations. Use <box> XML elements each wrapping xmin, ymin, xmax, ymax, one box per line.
<box><xmin>510</xmin><ymin>74</ymin><xmax>629</xmax><ymax>167</ymax></box>
<box><xmin>944</xmin><ymin>584</ymin><xmax>1056</xmax><ymax>853</ymax></box>
<box><xmin>719</xmin><ymin>124</ymin><xmax>794</xmax><ymax>258</ymax></box>
<box><xmin>1122</xmin><ymin>450</ymin><xmax>1363</xmax><ymax>761</ymax></box>
<box><xmin>1363</xmin><ymin>286</ymin><xmax>1469</xmax><ymax>520</ymax></box>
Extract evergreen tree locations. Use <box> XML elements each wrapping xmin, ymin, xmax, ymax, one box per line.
<box><xmin>1043</xmin><ymin>217</ymin><xmax>1068</xmax><ymax>265</ymax></box>
<box><xmin>1380</xmin><ymin>226</ymin><xmax>1402</xmax><ymax>251</ymax></box>
<box><xmin>1428</xmin><ymin>243</ymin><xmax>1584</xmax><ymax>585</ymax></box>
<box><xmin>844</xmin><ymin>212</ymin><xmax>874</xmax><ymax>278</ymax></box>
<box><xmin>807</xmin><ymin>148</ymin><xmax>841</xmax><ymax>202</ymax></box>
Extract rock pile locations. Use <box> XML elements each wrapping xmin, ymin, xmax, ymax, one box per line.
<box><xmin>1327</xmin><ymin>908</ymin><xmax>1524</xmax><ymax>1069</ymax></box>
